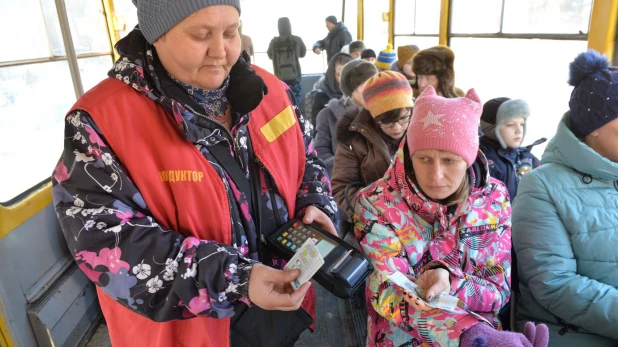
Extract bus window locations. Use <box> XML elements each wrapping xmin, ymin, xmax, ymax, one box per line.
<box><xmin>240</xmin><ymin>0</ymin><xmax>343</xmax><ymax>74</ymax></box>
<box><xmin>0</xmin><ymin>0</ymin><xmax>112</xmax><ymax>202</ymax></box>
<box><xmin>363</xmin><ymin>0</ymin><xmax>389</xmax><ymax>54</ymax></box>
<box><xmin>450</xmin><ymin>0</ymin><xmax>502</xmax><ymax>34</ymax></box>
<box><xmin>503</xmin><ymin>0</ymin><xmax>592</xmax><ymax>34</ymax></box>
<box><xmin>394</xmin><ymin>0</ymin><xmax>440</xmax><ymax>50</ymax></box>
<box><xmin>450</xmin><ymin>0</ymin><xmax>591</xmax><ymax>157</ymax></box>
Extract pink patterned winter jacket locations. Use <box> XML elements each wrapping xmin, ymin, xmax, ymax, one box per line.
<box><xmin>354</xmin><ymin>145</ymin><xmax>512</xmax><ymax>347</ymax></box>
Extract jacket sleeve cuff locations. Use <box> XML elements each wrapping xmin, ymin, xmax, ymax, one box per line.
<box><xmin>236</xmin><ymin>261</ymin><xmax>256</xmax><ymax>303</ymax></box>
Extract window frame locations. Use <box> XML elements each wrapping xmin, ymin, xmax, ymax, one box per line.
<box><xmin>446</xmin><ymin>0</ymin><xmax>589</xmax><ymax>43</ymax></box>
<box><xmin>0</xmin><ymin>0</ymin><xmax>115</xmax><ymax>205</ymax></box>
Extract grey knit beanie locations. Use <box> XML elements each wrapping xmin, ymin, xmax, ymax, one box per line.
<box><xmin>480</xmin><ymin>98</ymin><xmax>531</xmax><ymax>148</ymax></box>
<box><xmin>132</xmin><ymin>0</ymin><xmax>241</xmax><ymax>44</ymax></box>
<box><xmin>340</xmin><ymin>60</ymin><xmax>378</xmax><ymax>98</ymax></box>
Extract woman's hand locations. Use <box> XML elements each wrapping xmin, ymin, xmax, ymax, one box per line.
<box><xmin>302</xmin><ymin>206</ymin><xmax>337</xmax><ymax>237</ymax></box>
<box><xmin>402</xmin><ymin>268</ymin><xmax>451</xmax><ymax>311</ymax></box>
<box><xmin>248</xmin><ymin>264</ymin><xmax>311</xmax><ymax>311</ymax></box>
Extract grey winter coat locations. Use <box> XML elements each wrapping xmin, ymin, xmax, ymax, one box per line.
<box><xmin>313</xmin><ymin>22</ymin><xmax>353</xmax><ymax>63</ymax></box>
<box><xmin>315</xmin><ymin>97</ymin><xmax>359</xmax><ymax>177</ymax></box>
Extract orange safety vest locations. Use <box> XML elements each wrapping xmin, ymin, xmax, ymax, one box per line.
<box><xmin>70</xmin><ymin>66</ymin><xmax>307</xmax><ymax>347</ymax></box>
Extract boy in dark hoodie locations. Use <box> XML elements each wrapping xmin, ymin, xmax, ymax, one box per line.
<box><xmin>267</xmin><ymin>17</ymin><xmax>307</xmax><ymax>103</ymax></box>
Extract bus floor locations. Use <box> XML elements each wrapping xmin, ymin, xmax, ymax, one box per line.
<box><xmin>85</xmin><ymin>283</ymin><xmax>364</xmax><ymax>347</ymax></box>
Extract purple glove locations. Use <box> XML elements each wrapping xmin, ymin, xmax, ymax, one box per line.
<box><xmin>460</xmin><ymin>322</ymin><xmax>549</xmax><ymax>347</ymax></box>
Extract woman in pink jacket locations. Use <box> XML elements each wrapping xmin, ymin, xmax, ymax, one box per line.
<box><xmin>354</xmin><ymin>86</ymin><xmax>549</xmax><ymax>347</ymax></box>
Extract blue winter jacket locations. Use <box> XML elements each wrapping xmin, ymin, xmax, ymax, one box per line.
<box><xmin>479</xmin><ymin>137</ymin><xmax>541</xmax><ymax>200</ymax></box>
<box><xmin>512</xmin><ymin>113</ymin><xmax>618</xmax><ymax>346</ymax></box>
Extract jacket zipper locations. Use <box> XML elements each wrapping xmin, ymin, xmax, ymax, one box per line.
<box><xmin>183</xmin><ymin>104</ymin><xmax>243</xmax><ymax>166</ymax></box>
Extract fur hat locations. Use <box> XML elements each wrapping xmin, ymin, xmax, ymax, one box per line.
<box><xmin>362</xmin><ymin>71</ymin><xmax>413</xmax><ymax>118</ymax></box>
<box><xmin>412</xmin><ymin>46</ymin><xmax>457</xmax><ymax>98</ymax></box>
<box><xmin>376</xmin><ymin>44</ymin><xmax>397</xmax><ymax>70</ymax></box>
<box><xmin>480</xmin><ymin>98</ymin><xmax>531</xmax><ymax>148</ymax></box>
<box><xmin>325</xmin><ymin>15</ymin><xmax>338</xmax><ymax>25</ymax></box>
<box><xmin>397</xmin><ymin>45</ymin><xmax>420</xmax><ymax>70</ymax></box>
<box><xmin>340</xmin><ymin>60</ymin><xmax>378</xmax><ymax>97</ymax></box>
<box><xmin>407</xmin><ymin>86</ymin><xmax>482</xmax><ymax>167</ymax></box>
<box><xmin>568</xmin><ymin>50</ymin><xmax>618</xmax><ymax>137</ymax></box>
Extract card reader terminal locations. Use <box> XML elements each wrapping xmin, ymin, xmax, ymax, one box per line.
<box><xmin>267</xmin><ymin>219</ymin><xmax>373</xmax><ymax>298</ymax></box>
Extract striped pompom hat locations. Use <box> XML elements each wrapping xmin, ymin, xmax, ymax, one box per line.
<box><xmin>362</xmin><ymin>71</ymin><xmax>413</xmax><ymax>118</ymax></box>
<box><xmin>375</xmin><ymin>43</ymin><xmax>397</xmax><ymax>70</ymax></box>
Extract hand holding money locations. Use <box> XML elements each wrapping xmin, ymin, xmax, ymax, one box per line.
<box><xmin>415</xmin><ymin>268</ymin><xmax>451</xmax><ymax>301</ymax></box>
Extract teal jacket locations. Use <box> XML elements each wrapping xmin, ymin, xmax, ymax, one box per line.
<box><xmin>512</xmin><ymin>113</ymin><xmax>618</xmax><ymax>346</ymax></box>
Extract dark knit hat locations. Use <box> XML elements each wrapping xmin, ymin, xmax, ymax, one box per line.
<box><xmin>568</xmin><ymin>50</ymin><xmax>618</xmax><ymax>137</ymax></box>
<box><xmin>340</xmin><ymin>60</ymin><xmax>378</xmax><ymax>97</ymax></box>
<box><xmin>325</xmin><ymin>15</ymin><xmax>338</xmax><ymax>25</ymax></box>
<box><xmin>413</xmin><ymin>45</ymin><xmax>457</xmax><ymax>98</ymax></box>
<box><xmin>361</xmin><ymin>49</ymin><xmax>376</xmax><ymax>59</ymax></box>
<box><xmin>349</xmin><ymin>41</ymin><xmax>366</xmax><ymax>54</ymax></box>
<box><xmin>132</xmin><ymin>0</ymin><xmax>241</xmax><ymax>44</ymax></box>
<box><xmin>480</xmin><ymin>97</ymin><xmax>531</xmax><ymax>148</ymax></box>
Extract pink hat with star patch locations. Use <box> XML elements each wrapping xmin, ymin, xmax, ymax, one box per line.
<box><xmin>406</xmin><ymin>85</ymin><xmax>482</xmax><ymax>167</ymax></box>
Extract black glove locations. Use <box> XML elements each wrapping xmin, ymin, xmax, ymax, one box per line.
<box><xmin>227</xmin><ymin>52</ymin><xmax>268</xmax><ymax>115</ymax></box>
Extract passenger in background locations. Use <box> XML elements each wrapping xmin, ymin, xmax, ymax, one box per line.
<box><xmin>361</xmin><ymin>48</ymin><xmax>376</xmax><ymax>64</ymax></box>
<box><xmin>267</xmin><ymin>17</ymin><xmax>307</xmax><ymax>103</ymax></box>
<box><xmin>313</xmin><ymin>15</ymin><xmax>353</xmax><ymax>63</ymax></box>
<box><xmin>315</xmin><ymin>60</ymin><xmax>377</xmax><ymax>178</ymax></box>
<box><xmin>348</xmin><ymin>40</ymin><xmax>366</xmax><ymax>59</ymax></box>
<box><xmin>375</xmin><ymin>44</ymin><xmax>397</xmax><ymax>71</ymax></box>
<box><xmin>51</xmin><ymin>1</ymin><xmax>338</xmax><ymax>346</ymax></box>
<box><xmin>331</xmin><ymin>71</ymin><xmax>412</xmax><ymax>223</ymax></box>
<box><xmin>390</xmin><ymin>44</ymin><xmax>420</xmax><ymax>96</ymax></box>
<box><xmin>239</xmin><ymin>20</ymin><xmax>254</xmax><ymax>62</ymax></box>
<box><xmin>355</xmin><ymin>85</ymin><xmax>549</xmax><ymax>347</ymax></box>
<box><xmin>310</xmin><ymin>52</ymin><xmax>353</xmax><ymax>129</ymax></box>
<box><xmin>413</xmin><ymin>45</ymin><xmax>465</xmax><ymax>98</ymax></box>
<box><xmin>479</xmin><ymin>98</ymin><xmax>543</xmax><ymax>200</ymax></box>
<box><xmin>513</xmin><ymin>50</ymin><xmax>618</xmax><ymax>346</ymax></box>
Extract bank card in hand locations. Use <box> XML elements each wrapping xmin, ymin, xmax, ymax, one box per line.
<box><xmin>284</xmin><ymin>238</ymin><xmax>325</xmax><ymax>291</ymax></box>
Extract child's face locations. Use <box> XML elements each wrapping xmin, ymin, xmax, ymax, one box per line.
<box><xmin>499</xmin><ymin>117</ymin><xmax>525</xmax><ymax>148</ymax></box>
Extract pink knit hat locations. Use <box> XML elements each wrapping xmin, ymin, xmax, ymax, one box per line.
<box><xmin>406</xmin><ymin>85</ymin><xmax>482</xmax><ymax>167</ymax></box>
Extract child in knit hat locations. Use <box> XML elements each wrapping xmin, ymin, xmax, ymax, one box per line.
<box><xmin>348</xmin><ymin>40</ymin><xmax>366</xmax><ymax>59</ymax></box>
<box><xmin>479</xmin><ymin>98</ymin><xmax>545</xmax><ymax>200</ymax></box>
<box><xmin>332</xmin><ymin>70</ymin><xmax>413</xmax><ymax>222</ymax></box>
<box><xmin>315</xmin><ymin>59</ymin><xmax>378</xmax><ymax>177</ymax></box>
<box><xmin>375</xmin><ymin>44</ymin><xmax>397</xmax><ymax>71</ymax></box>
<box><xmin>361</xmin><ymin>49</ymin><xmax>376</xmax><ymax>63</ymax></box>
<box><xmin>353</xmin><ymin>85</ymin><xmax>550</xmax><ymax>347</ymax></box>
<box><xmin>391</xmin><ymin>45</ymin><xmax>420</xmax><ymax>80</ymax></box>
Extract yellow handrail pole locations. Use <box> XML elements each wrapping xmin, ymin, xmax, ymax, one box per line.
<box><xmin>388</xmin><ymin>0</ymin><xmax>395</xmax><ymax>46</ymax></box>
<box><xmin>588</xmin><ymin>0</ymin><xmax>618</xmax><ymax>58</ymax></box>
<box><xmin>439</xmin><ymin>0</ymin><xmax>450</xmax><ymax>46</ymax></box>
<box><xmin>102</xmin><ymin>0</ymin><xmax>121</xmax><ymax>61</ymax></box>
<box><xmin>357</xmin><ymin>0</ymin><xmax>364</xmax><ymax>40</ymax></box>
